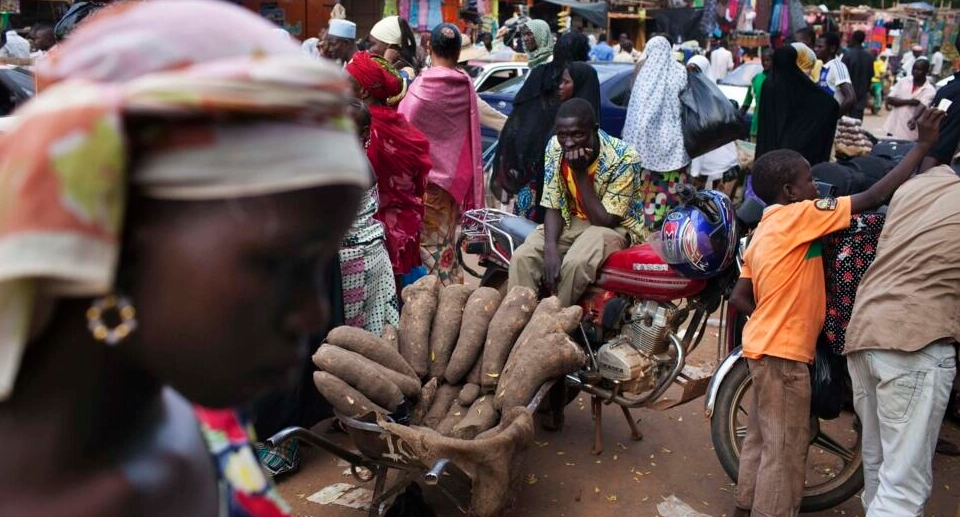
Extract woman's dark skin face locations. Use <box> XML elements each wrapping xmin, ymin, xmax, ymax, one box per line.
<box><xmin>367</xmin><ymin>36</ymin><xmax>390</xmax><ymax>57</ymax></box>
<box><xmin>120</xmin><ymin>185</ymin><xmax>362</xmax><ymax>407</ymax></box>
<box><xmin>521</xmin><ymin>26</ymin><xmax>537</xmax><ymax>52</ymax></box>
<box><xmin>559</xmin><ymin>68</ymin><xmax>574</xmax><ymax>101</ymax></box>
<box><xmin>761</xmin><ymin>51</ymin><xmax>773</xmax><ymax>72</ymax></box>
<box><xmin>0</xmin><ymin>184</ymin><xmax>362</xmax><ymax>517</ymax></box>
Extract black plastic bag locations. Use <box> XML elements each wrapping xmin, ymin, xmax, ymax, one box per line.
<box><xmin>810</xmin><ymin>339</ymin><xmax>847</xmax><ymax>420</ymax></box>
<box><xmin>679</xmin><ymin>70</ymin><xmax>745</xmax><ymax>158</ymax></box>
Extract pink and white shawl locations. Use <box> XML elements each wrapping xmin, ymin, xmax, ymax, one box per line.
<box><xmin>396</xmin><ymin>66</ymin><xmax>483</xmax><ymax>210</ymax></box>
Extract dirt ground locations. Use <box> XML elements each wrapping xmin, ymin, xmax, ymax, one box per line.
<box><xmin>276</xmin><ymin>110</ymin><xmax>961</xmax><ymax>516</ymax></box>
<box><xmin>276</xmin><ymin>319</ymin><xmax>961</xmax><ymax>517</ymax></box>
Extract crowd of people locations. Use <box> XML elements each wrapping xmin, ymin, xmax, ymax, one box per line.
<box><xmin>0</xmin><ymin>1</ymin><xmax>958</xmax><ymax>517</ymax></box>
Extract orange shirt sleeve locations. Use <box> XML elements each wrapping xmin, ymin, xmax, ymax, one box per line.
<box><xmin>790</xmin><ymin>196</ymin><xmax>853</xmax><ymax>243</ymax></box>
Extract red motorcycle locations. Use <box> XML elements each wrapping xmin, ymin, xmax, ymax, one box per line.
<box><xmin>457</xmin><ymin>184</ymin><xmax>865</xmax><ymax>512</ymax></box>
<box><xmin>457</xmin><ymin>187</ymin><xmax>740</xmax><ymax>456</ymax></box>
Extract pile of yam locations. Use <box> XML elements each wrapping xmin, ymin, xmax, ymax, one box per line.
<box><xmin>312</xmin><ymin>275</ymin><xmax>587</xmax><ymax>440</ymax></box>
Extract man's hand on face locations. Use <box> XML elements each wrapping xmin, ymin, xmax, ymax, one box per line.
<box><xmin>565</xmin><ymin>146</ymin><xmax>595</xmax><ymax>173</ymax></box>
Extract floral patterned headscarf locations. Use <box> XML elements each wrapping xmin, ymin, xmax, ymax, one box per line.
<box><xmin>0</xmin><ymin>0</ymin><xmax>369</xmax><ymax>401</ymax></box>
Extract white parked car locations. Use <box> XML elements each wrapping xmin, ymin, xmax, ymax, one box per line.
<box><xmin>464</xmin><ymin>60</ymin><xmax>529</xmax><ymax>92</ymax></box>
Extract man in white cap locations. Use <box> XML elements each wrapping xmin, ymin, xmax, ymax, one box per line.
<box><xmin>901</xmin><ymin>44</ymin><xmax>924</xmax><ymax>76</ymax></box>
<box><xmin>322</xmin><ymin>18</ymin><xmax>357</xmax><ymax>66</ymax></box>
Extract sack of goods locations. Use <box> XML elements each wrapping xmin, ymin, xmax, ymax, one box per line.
<box><xmin>312</xmin><ymin>276</ymin><xmax>586</xmax><ymax>517</ymax></box>
<box><xmin>680</xmin><ymin>70</ymin><xmax>746</xmax><ymax>158</ymax></box>
<box><xmin>834</xmin><ymin>116</ymin><xmax>874</xmax><ymax>158</ymax></box>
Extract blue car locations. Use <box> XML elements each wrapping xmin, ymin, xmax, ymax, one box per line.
<box><xmin>478</xmin><ymin>61</ymin><xmax>753</xmax><ymax>151</ymax></box>
<box><xmin>478</xmin><ymin>62</ymin><xmax>636</xmax><ymax>150</ymax></box>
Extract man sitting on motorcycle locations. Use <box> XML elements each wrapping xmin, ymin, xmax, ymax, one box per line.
<box><xmin>507</xmin><ymin>98</ymin><xmax>645</xmax><ymax>305</ymax></box>
<box><xmin>727</xmin><ymin>108</ymin><xmax>945</xmax><ymax>517</ymax></box>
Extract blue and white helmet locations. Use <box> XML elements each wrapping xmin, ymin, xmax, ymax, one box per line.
<box><xmin>653</xmin><ymin>189</ymin><xmax>738</xmax><ymax>279</ymax></box>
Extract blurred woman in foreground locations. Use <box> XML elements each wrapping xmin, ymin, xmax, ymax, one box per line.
<box><xmin>0</xmin><ymin>2</ymin><xmax>368</xmax><ymax>516</ymax></box>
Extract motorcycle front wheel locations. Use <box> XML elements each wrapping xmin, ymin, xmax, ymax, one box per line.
<box><xmin>710</xmin><ymin>360</ymin><xmax>865</xmax><ymax>512</ymax></box>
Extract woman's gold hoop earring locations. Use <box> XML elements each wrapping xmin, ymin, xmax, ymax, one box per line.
<box><xmin>86</xmin><ymin>295</ymin><xmax>138</xmax><ymax>346</ymax></box>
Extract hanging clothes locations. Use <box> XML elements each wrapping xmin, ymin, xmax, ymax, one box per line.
<box><xmin>754</xmin><ymin>0</ymin><xmax>772</xmax><ymax>31</ymax></box>
<box><xmin>409</xmin><ymin>0</ymin><xmax>420</xmax><ymax>31</ymax></box>
<box><xmin>399</xmin><ymin>0</ymin><xmax>411</xmax><ymax>23</ymax></box>
<box><xmin>418</xmin><ymin>0</ymin><xmax>429</xmax><ymax>31</ymax></box>
<box><xmin>428</xmin><ymin>0</ymin><xmax>442</xmax><ymax>30</ymax></box>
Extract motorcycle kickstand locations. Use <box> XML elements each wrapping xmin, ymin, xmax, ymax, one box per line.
<box><xmin>591</xmin><ymin>396</ymin><xmax>603</xmax><ymax>456</ymax></box>
<box><xmin>621</xmin><ymin>405</ymin><xmax>643</xmax><ymax>442</ymax></box>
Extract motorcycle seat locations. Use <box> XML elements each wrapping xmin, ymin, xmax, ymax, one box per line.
<box><xmin>495</xmin><ymin>215</ymin><xmax>539</xmax><ymax>248</ymax></box>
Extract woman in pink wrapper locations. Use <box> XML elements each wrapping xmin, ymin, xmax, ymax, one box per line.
<box><xmin>397</xmin><ymin>23</ymin><xmax>483</xmax><ymax>285</ymax></box>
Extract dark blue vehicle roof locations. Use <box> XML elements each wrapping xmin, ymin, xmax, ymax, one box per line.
<box><xmin>478</xmin><ymin>62</ymin><xmax>636</xmax><ymax>142</ymax></box>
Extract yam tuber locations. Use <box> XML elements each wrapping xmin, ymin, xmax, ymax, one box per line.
<box><xmin>451</xmin><ymin>395</ymin><xmax>499</xmax><ymax>439</ymax></box>
<box><xmin>326</xmin><ymin>326</ymin><xmax>416</xmax><ymax>378</ymax></box>
<box><xmin>429</xmin><ymin>284</ymin><xmax>475</xmax><ymax>378</ymax></box>
<box><xmin>445</xmin><ymin>287</ymin><xmax>502</xmax><ymax>384</ymax></box>
<box><xmin>422</xmin><ymin>383</ymin><xmax>460</xmax><ymax>430</ymax></box>
<box><xmin>501</xmin><ymin>300</ymin><xmax>582</xmax><ymax>387</ymax></box>
<box><xmin>436</xmin><ymin>399</ymin><xmax>469</xmax><ymax>437</ymax></box>
<box><xmin>398</xmin><ymin>275</ymin><xmax>441</xmax><ymax>378</ymax></box>
<box><xmin>494</xmin><ymin>332</ymin><xmax>585</xmax><ymax>411</ymax></box>
<box><xmin>312</xmin><ymin>345</ymin><xmax>405</xmax><ymax>410</ymax></box>
<box><xmin>480</xmin><ymin>286</ymin><xmax>537</xmax><ymax>391</ymax></box>
<box><xmin>466</xmin><ymin>352</ymin><xmax>484</xmax><ymax>386</ymax></box>
<box><xmin>313</xmin><ymin>371</ymin><xmax>388</xmax><ymax>417</ymax></box>
<box><xmin>411</xmin><ymin>378</ymin><xmax>439</xmax><ymax>426</ymax></box>
<box><xmin>313</xmin><ymin>345</ymin><xmax>421</xmax><ymax>399</ymax></box>
<box><xmin>382</xmin><ymin>324</ymin><xmax>399</xmax><ymax>352</ymax></box>
<box><xmin>458</xmin><ymin>383</ymin><xmax>482</xmax><ymax>406</ymax></box>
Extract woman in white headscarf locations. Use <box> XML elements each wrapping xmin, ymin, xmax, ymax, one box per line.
<box><xmin>367</xmin><ymin>15</ymin><xmax>422</xmax><ymax>80</ymax></box>
<box><xmin>622</xmin><ymin>35</ymin><xmax>690</xmax><ymax>229</ymax></box>
<box><xmin>685</xmin><ymin>54</ymin><xmax>739</xmax><ymax>189</ymax></box>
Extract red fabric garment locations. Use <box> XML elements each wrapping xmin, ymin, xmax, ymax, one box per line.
<box><xmin>368</xmin><ymin>104</ymin><xmax>432</xmax><ymax>275</ymax></box>
<box><xmin>345</xmin><ymin>51</ymin><xmax>403</xmax><ymax>101</ymax></box>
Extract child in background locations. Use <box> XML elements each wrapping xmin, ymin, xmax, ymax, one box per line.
<box><xmin>729</xmin><ymin>108</ymin><xmax>945</xmax><ymax>517</ymax></box>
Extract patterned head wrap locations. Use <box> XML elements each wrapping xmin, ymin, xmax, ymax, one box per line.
<box><xmin>345</xmin><ymin>51</ymin><xmax>403</xmax><ymax>101</ymax></box>
<box><xmin>523</xmin><ymin>19</ymin><xmax>553</xmax><ymax>68</ymax></box>
<box><xmin>0</xmin><ymin>0</ymin><xmax>369</xmax><ymax>400</ymax></box>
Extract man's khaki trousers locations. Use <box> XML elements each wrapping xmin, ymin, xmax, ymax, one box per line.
<box><xmin>507</xmin><ymin>218</ymin><xmax>627</xmax><ymax>306</ymax></box>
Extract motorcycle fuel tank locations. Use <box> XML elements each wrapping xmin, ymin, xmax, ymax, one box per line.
<box><xmin>597</xmin><ymin>244</ymin><xmax>707</xmax><ymax>302</ymax></box>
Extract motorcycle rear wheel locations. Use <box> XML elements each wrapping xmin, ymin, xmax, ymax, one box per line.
<box><xmin>710</xmin><ymin>360</ymin><xmax>865</xmax><ymax>513</ymax></box>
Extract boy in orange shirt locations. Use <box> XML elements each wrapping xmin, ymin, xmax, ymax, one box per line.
<box><xmin>729</xmin><ymin>108</ymin><xmax>945</xmax><ymax>517</ymax></box>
